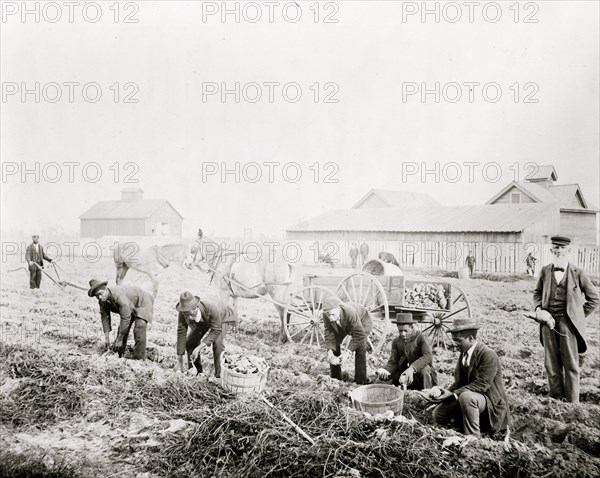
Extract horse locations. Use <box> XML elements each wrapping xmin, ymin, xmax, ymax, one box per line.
<box><xmin>113</xmin><ymin>243</ymin><xmax>188</xmax><ymax>298</ymax></box>
<box><xmin>183</xmin><ymin>229</ymin><xmax>296</xmax><ymax>338</ymax></box>
<box><xmin>378</xmin><ymin>251</ymin><xmax>400</xmax><ymax>268</ymax></box>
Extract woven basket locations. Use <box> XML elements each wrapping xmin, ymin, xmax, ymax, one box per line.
<box><xmin>220</xmin><ymin>352</ymin><xmax>269</xmax><ymax>395</ymax></box>
<box><xmin>349</xmin><ymin>384</ymin><xmax>405</xmax><ymax>415</ymax></box>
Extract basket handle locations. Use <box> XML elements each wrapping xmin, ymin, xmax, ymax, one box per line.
<box><xmin>220</xmin><ymin>351</ymin><xmax>225</xmax><ymax>387</ymax></box>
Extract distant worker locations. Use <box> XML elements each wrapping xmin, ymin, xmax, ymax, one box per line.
<box><xmin>376</xmin><ymin>313</ymin><xmax>436</xmax><ymax>390</ymax></box>
<box><xmin>176</xmin><ymin>291</ymin><xmax>229</xmax><ymax>378</ymax></box>
<box><xmin>359</xmin><ymin>242</ymin><xmax>369</xmax><ymax>266</ymax></box>
<box><xmin>25</xmin><ymin>234</ymin><xmax>53</xmax><ymax>289</ymax></box>
<box><xmin>525</xmin><ymin>252</ymin><xmax>538</xmax><ymax>276</ymax></box>
<box><xmin>88</xmin><ymin>279</ymin><xmax>154</xmax><ymax>360</ymax></box>
<box><xmin>349</xmin><ymin>243</ymin><xmax>359</xmax><ymax>269</ymax></box>
<box><xmin>465</xmin><ymin>251</ymin><xmax>476</xmax><ymax>277</ymax></box>
<box><xmin>378</xmin><ymin>251</ymin><xmax>400</xmax><ymax>268</ymax></box>
<box><xmin>322</xmin><ymin>296</ymin><xmax>372</xmax><ymax>385</ymax></box>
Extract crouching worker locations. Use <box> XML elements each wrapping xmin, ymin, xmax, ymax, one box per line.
<box><xmin>176</xmin><ymin>291</ymin><xmax>229</xmax><ymax>378</ymax></box>
<box><xmin>88</xmin><ymin>279</ymin><xmax>154</xmax><ymax>360</ymax></box>
<box><xmin>322</xmin><ymin>296</ymin><xmax>373</xmax><ymax>385</ymax></box>
<box><xmin>376</xmin><ymin>313</ymin><xmax>437</xmax><ymax>389</ymax></box>
<box><xmin>431</xmin><ymin>318</ymin><xmax>510</xmax><ymax>438</ymax></box>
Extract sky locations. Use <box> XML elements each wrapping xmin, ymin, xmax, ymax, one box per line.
<box><xmin>1</xmin><ymin>0</ymin><xmax>599</xmax><ymax>239</ymax></box>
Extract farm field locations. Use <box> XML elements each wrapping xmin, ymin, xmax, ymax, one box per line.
<box><xmin>1</xmin><ymin>257</ymin><xmax>599</xmax><ymax>478</ymax></box>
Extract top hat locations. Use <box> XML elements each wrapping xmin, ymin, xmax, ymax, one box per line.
<box><xmin>176</xmin><ymin>291</ymin><xmax>201</xmax><ymax>312</ymax></box>
<box><xmin>392</xmin><ymin>312</ymin><xmax>415</xmax><ymax>325</ymax></box>
<box><xmin>88</xmin><ymin>279</ymin><xmax>108</xmax><ymax>297</ymax></box>
<box><xmin>322</xmin><ymin>296</ymin><xmax>343</xmax><ymax>311</ymax></box>
<box><xmin>551</xmin><ymin>235</ymin><xmax>571</xmax><ymax>247</ymax></box>
<box><xmin>449</xmin><ymin>317</ymin><xmax>481</xmax><ymax>333</ymax></box>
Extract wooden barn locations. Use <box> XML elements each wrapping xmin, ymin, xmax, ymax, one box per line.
<box><xmin>486</xmin><ymin>165</ymin><xmax>598</xmax><ymax>245</ymax></box>
<box><xmin>79</xmin><ymin>188</ymin><xmax>183</xmax><ymax>239</ymax></box>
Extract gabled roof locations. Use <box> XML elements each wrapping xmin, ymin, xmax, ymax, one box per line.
<box><xmin>525</xmin><ymin>165</ymin><xmax>558</xmax><ymax>181</ymax></box>
<box><xmin>486</xmin><ymin>181</ymin><xmax>559</xmax><ymax>204</ymax></box>
<box><xmin>287</xmin><ymin>203</ymin><xmax>557</xmax><ymax>233</ymax></box>
<box><xmin>80</xmin><ymin>199</ymin><xmax>183</xmax><ymax>220</ymax></box>
<box><xmin>548</xmin><ymin>184</ymin><xmax>588</xmax><ymax>209</ymax></box>
<box><xmin>352</xmin><ymin>189</ymin><xmax>440</xmax><ymax>209</ymax></box>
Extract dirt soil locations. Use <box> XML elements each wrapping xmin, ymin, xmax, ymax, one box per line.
<box><xmin>1</xmin><ymin>257</ymin><xmax>599</xmax><ymax>478</ymax></box>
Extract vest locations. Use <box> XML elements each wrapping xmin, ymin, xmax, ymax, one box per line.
<box><xmin>548</xmin><ymin>273</ymin><xmax>568</xmax><ymax>317</ymax></box>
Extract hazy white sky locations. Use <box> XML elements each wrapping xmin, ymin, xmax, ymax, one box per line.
<box><xmin>1</xmin><ymin>1</ymin><xmax>598</xmax><ymax>238</ymax></box>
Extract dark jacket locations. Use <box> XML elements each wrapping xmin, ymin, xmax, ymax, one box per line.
<box><xmin>384</xmin><ymin>332</ymin><xmax>433</xmax><ymax>375</ymax></box>
<box><xmin>99</xmin><ymin>285</ymin><xmax>154</xmax><ymax>335</ymax></box>
<box><xmin>324</xmin><ymin>303</ymin><xmax>373</xmax><ymax>352</ymax></box>
<box><xmin>534</xmin><ymin>263</ymin><xmax>599</xmax><ymax>353</ymax></box>
<box><xmin>449</xmin><ymin>342</ymin><xmax>510</xmax><ymax>431</ymax></box>
<box><xmin>25</xmin><ymin>243</ymin><xmax>51</xmax><ymax>266</ymax></box>
<box><xmin>176</xmin><ymin>299</ymin><xmax>230</xmax><ymax>355</ymax></box>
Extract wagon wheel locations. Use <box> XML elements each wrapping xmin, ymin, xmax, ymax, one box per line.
<box><xmin>336</xmin><ymin>272</ymin><xmax>390</xmax><ymax>356</ymax></box>
<box><xmin>282</xmin><ymin>285</ymin><xmax>335</xmax><ymax>346</ymax></box>
<box><xmin>423</xmin><ymin>284</ymin><xmax>472</xmax><ymax>350</ymax></box>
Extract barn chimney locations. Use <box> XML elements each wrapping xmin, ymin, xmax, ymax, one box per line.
<box><xmin>121</xmin><ymin>188</ymin><xmax>144</xmax><ymax>201</ymax></box>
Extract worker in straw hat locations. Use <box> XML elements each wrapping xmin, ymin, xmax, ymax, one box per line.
<box><xmin>175</xmin><ymin>291</ymin><xmax>232</xmax><ymax>378</ymax></box>
<box><xmin>376</xmin><ymin>312</ymin><xmax>437</xmax><ymax>390</ymax></box>
<box><xmin>431</xmin><ymin>317</ymin><xmax>510</xmax><ymax>438</ymax></box>
<box><xmin>533</xmin><ymin>235</ymin><xmax>598</xmax><ymax>403</ymax></box>
<box><xmin>322</xmin><ymin>296</ymin><xmax>373</xmax><ymax>385</ymax></box>
<box><xmin>88</xmin><ymin>279</ymin><xmax>154</xmax><ymax>359</ymax></box>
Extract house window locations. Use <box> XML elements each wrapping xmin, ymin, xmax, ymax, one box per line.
<box><xmin>511</xmin><ymin>193</ymin><xmax>521</xmax><ymax>204</ymax></box>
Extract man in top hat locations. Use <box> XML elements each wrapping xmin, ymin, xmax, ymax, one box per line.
<box><xmin>465</xmin><ymin>251</ymin><xmax>476</xmax><ymax>277</ymax></box>
<box><xmin>322</xmin><ymin>296</ymin><xmax>373</xmax><ymax>385</ymax></box>
<box><xmin>176</xmin><ymin>291</ymin><xmax>231</xmax><ymax>378</ymax></box>
<box><xmin>25</xmin><ymin>235</ymin><xmax>53</xmax><ymax>289</ymax></box>
<box><xmin>533</xmin><ymin>235</ymin><xmax>598</xmax><ymax>403</ymax></box>
<box><xmin>431</xmin><ymin>317</ymin><xmax>510</xmax><ymax>438</ymax></box>
<box><xmin>376</xmin><ymin>313</ymin><xmax>436</xmax><ymax>390</ymax></box>
<box><xmin>349</xmin><ymin>243</ymin><xmax>359</xmax><ymax>269</ymax></box>
<box><xmin>88</xmin><ymin>279</ymin><xmax>154</xmax><ymax>359</ymax></box>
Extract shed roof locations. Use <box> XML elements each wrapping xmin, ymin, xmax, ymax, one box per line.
<box><xmin>352</xmin><ymin>188</ymin><xmax>440</xmax><ymax>209</ymax></box>
<box><xmin>525</xmin><ymin>165</ymin><xmax>558</xmax><ymax>181</ymax></box>
<box><xmin>80</xmin><ymin>199</ymin><xmax>183</xmax><ymax>220</ymax></box>
<box><xmin>287</xmin><ymin>203</ymin><xmax>556</xmax><ymax>233</ymax></box>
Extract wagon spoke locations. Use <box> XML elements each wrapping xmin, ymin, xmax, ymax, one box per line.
<box><xmin>361</xmin><ymin>279</ymin><xmax>372</xmax><ymax>306</ymax></box>
<box><xmin>309</xmin><ymin>328</ymin><xmax>314</xmax><ymax>346</ymax></box>
<box><xmin>351</xmin><ymin>277</ymin><xmax>358</xmax><ymax>302</ymax></box>
<box><xmin>422</xmin><ymin>324</ymin><xmax>434</xmax><ymax>333</ymax></box>
<box><xmin>453</xmin><ymin>292</ymin><xmax>464</xmax><ymax>305</ymax></box>
<box><xmin>340</xmin><ymin>283</ymin><xmax>351</xmax><ymax>302</ymax></box>
<box><xmin>300</xmin><ymin>327</ymin><xmax>312</xmax><ymax>344</ymax></box>
<box><xmin>290</xmin><ymin>323</ymin><xmax>313</xmax><ymax>339</ymax></box>
<box><xmin>439</xmin><ymin>306</ymin><xmax>467</xmax><ymax>322</ymax></box>
<box><xmin>364</xmin><ymin>288</ymin><xmax>381</xmax><ymax>310</ymax></box>
<box><xmin>315</xmin><ymin>327</ymin><xmax>320</xmax><ymax>347</ymax></box>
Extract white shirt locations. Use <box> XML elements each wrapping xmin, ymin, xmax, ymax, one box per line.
<box><xmin>462</xmin><ymin>341</ymin><xmax>478</xmax><ymax>367</ymax></box>
<box><xmin>554</xmin><ymin>265</ymin><xmax>567</xmax><ymax>284</ymax></box>
<box><xmin>34</xmin><ymin>243</ymin><xmax>39</xmax><ymax>253</ymax></box>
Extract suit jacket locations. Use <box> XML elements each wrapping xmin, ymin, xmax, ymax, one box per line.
<box><xmin>176</xmin><ymin>299</ymin><xmax>231</xmax><ymax>355</ymax></box>
<box><xmin>99</xmin><ymin>286</ymin><xmax>154</xmax><ymax>336</ymax></box>
<box><xmin>449</xmin><ymin>342</ymin><xmax>510</xmax><ymax>431</ymax></box>
<box><xmin>25</xmin><ymin>243</ymin><xmax>51</xmax><ymax>266</ymax></box>
<box><xmin>533</xmin><ymin>263</ymin><xmax>599</xmax><ymax>353</ymax></box>
<box><xmin>384</xmin><ymin>332</ymin><xmax>433</xmax><ymax>375</ymax></box>
<box><xmin>324</xmin><ymin>303</ymin><xmax>373</xmax><ymax>352</ymax></box>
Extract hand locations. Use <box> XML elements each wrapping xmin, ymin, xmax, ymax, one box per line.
<box><xmin>433</xmin><ymin>388</ymin><xmax>454</xmax><ymax>403</ymax></box>
<box><xmin>545</xmin><ymin>316</ymin><xmax>556</xmax><ymax>330</ymax></box>
<box><xmin>340</xmin><ymin>350</ymin><xmax>352</xmax><ymax>364</ymax></box>
<box><xmin>190</xmin><ymin>343</ymin><xmax>206</xmax><ymax>363</ymax></box>
<box><xmin>401</xmin><ymin>367</ymin><xmax>415</xmax><ymax>386</ymax></box>
<box><xmin>327</xmin><ymin>349</ymin><xmax>340</xmax><ymax>365</ymax></box>
<box><xmin>376</xmin><ymin>368</ymin><xmax>391</xmax><ymax>380</ymax></box>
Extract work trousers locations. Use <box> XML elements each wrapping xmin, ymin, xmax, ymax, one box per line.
<box><xmin>185</xmin><ymin>326</ymin><xmax>224</xmax><ymax>378</ymax></box>
<box><xmin>433</xmin><ymin>391</ymin><xmax>488</xmax><ymax>437</ymax></box>
<box><xmin>29</xmin><ymin>264</ymin><xmax>42</xmax><ymax>289</ymax></box>
<box><xmin>541</xmin><ymin>315</ymin><xmax>580</xmax><ymax>403</ymax></box>
<box><xmin>330</xmin><ymin>342</ymin><xmax>368</xmax><ymax>385</ymax></box>
<box><xmin>117</xmin><ymin>317</ymin><xmax>148</xmax><ymax>360</ymax></box>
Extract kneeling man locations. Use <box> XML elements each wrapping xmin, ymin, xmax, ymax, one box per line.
<box><xmin>176</xmin><ymin>291</ymin><xmax>230</xmax><ymax>378</ymax></box>
<box><xmin>376</xmin><ymin>313</ymin><xmax>436</xmax><ymax>389</ymax></box>
<box><xmin>432</xmin><ymin>318</ymin><xmax>510</xmax><ymax>438</ymax></box>
<box><xmin>322</xmin><ymin>296</ymin><xmax>373</xmax><ymax>385</ymax></box>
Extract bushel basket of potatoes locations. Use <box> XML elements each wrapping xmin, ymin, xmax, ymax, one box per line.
<box><xmin>220</xmin><ymin>352</ymin><xmax>269</xmax><ymax>394</ymax></box>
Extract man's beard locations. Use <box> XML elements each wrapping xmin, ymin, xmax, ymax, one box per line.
<box><xmin>552</xmin><ymin>255</ymin><xmax>569</xmax><ymax>268</ymax></box>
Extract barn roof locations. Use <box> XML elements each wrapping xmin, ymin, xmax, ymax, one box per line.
<box><xmin>286</xmin><ymin>203</ymin><xmax>557</xmax><ymax>233</ymax></box>
<box><xmin>79</xmin><ymin>199</ymin><xmax>183</xmax><ymax>220</ymax></box>
<box><xmin>548</xmin><ymin>184</ymin><xmax>589</xmax><ymax>209</ymax></box>
<box><xmin>526</xmin><ymin>165</ymin><xmax>558</xmax><ymax>181</ymax></box>
<box><xmin>352</xmin><ymin>189</ymin><xmax>440</xmax><ymax>209</ymax></box>
<box><xmin>487</xmin><ymin>181</ymin><xmax>596</xmax><ymax>210</ymax></box>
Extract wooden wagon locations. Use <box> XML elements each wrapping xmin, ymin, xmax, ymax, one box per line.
<box><xmin>282</xmin><ymin>264</ymin><xmax>472</xmax><ymax>356</ymax></box>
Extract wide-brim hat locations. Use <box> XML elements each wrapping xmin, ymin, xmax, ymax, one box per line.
<box><xmin>392</xmin><ymin>312</ymin><xmax>415</xmax><ymax>325</ymax></box>
<box><xmin>322</xmin><ymin>296</ymin><xmax>343</xmax><ymax>311</ymax></box>
<box><xmin>176</xmin><ymin>291</ymin><xmax>201</xmax><ymax>312</ymax></box>
<box><xmin>551</xmin><ymin>235</ymin><xmax>571</xmax><ymax>247</ymax></box>
<box><xmin>449</xmin><ymin>317</ymin><xmax>481</xmax><ymax>333</ymax></box>
<box><xmin>88</xmin><ymin>279</ymin><xmax>108</xmax><ymax>297</ymax></box>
